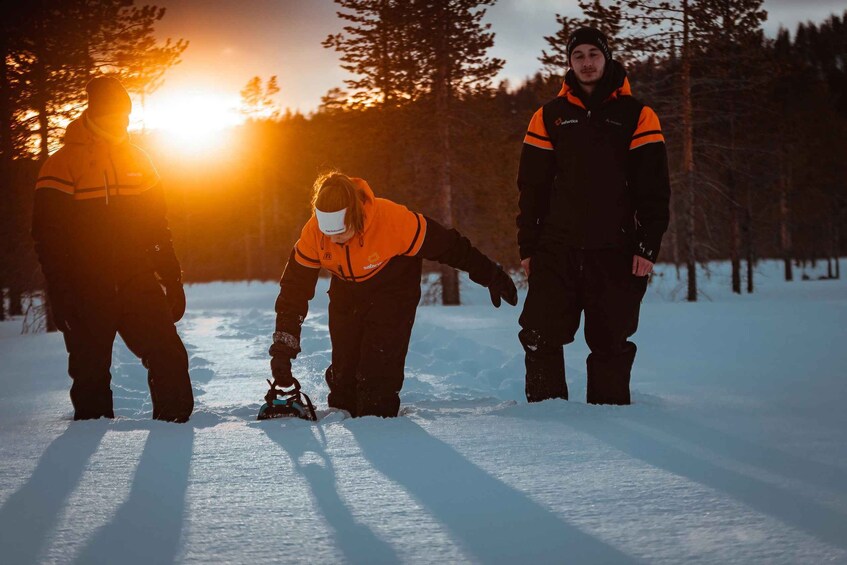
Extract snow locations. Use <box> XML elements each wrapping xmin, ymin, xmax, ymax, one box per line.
<box><xmin>1</xmin><ymin>260</ymin><xmax>846</xmax><ymax>564</ymax></box>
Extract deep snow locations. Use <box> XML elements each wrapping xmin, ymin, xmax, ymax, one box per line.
<box><xmin>1</xmin><ymin>260</ymin><xmax>846</xmax><ymax>564</ymax></box>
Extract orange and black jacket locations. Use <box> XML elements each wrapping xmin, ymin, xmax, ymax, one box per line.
<box><xmin>517</xmin><ymin>60</ymin><xmax>670</xmax><ymax>263</ymax></box>
<box><xmin>274</xmin><ymin>178</ymin><xmax>498</xmax><ymax>339</ymax></box>
<box><xmin>31</xmin><ymin>113</ymin><xmax>181</xmax><ymax>293</ymax></box>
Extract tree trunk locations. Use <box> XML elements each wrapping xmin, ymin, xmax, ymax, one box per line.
<box><xmin>728</xmin><ymin>135</ymin><xmax>740</xmax><ymax>293</ymax></box>
<box><xmin>45</xmin><ymin>292</ymin><xmax>58</xmax><ymax>332</ymax></box>
<box><xmin>724</xmin><ymin>6</ymin><xmax>741</xmax><ymax>296</ymax></box>
<box><xmin>8</xmin><ymin>286</ymin><xmax>23</xmax><ymax>316</ymax></box>
<box><xmin>244</xmin><ymin>233</ymin><xmax>253</xmax><ymax>281</ymax></box>
<box><xmin>669</xmin><ymin>204</ymin><xmax>681</xmax><ymax>280</ymax></box>
<box><xmin>435</xmin><ymin>15</ymin><xmax>459</xmax><ymax>306</ymax></box>
<box><xmin>779</xmin><ymin>162</ymin><xmax>793</xmax><ymax>281</ymax></box>
<box><xmin>33</xmin><ymin>18</ymin><xmax>51</xmax><ymax>162</ymax></box>
<box><xmin>257</xmin><ymin>169</ymin><xmax>267</xmax><ymax>279</ymax></box>
<box><xmin>744</xmin><ymin>187</ymin><xmax>754</xmax><ymax>294</ymax></box>
<box><xmin>0</xmin><ymin>13</ymin><xmax>14</xmax><ymax>322</ymax></box>
<box><xmin>835</xmin><ymin>217</ymin><xmax>841</xmax><ymax>279</ymax></box>
<box><xmin>682</xmin><ymin>0</ymin><xmax>697</xmax><ymax>302</ymax></box>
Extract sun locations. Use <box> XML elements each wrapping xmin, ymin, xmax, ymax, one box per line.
<box><xmin>130</xmin><ymin>89</ymin><xmax>244</xmax><ymax>153</ymax></box>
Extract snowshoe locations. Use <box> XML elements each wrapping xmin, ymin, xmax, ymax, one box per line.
<box><xmin>257</xmin><ymin>376</ymin><xmax>317</xmax><ymax>421</ymax></box>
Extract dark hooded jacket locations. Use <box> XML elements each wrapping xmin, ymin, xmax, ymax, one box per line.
<box><xmin>32</xmin><ymin>113</ymin><xmax>181</xmax><ymax>296</ymax></box>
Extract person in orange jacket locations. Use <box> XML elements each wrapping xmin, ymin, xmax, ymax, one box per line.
<box><xmin>516</xmin><ymin>28</ymin><xmax>670</xmax><ymax>405</ymax></box>
<box><xmin>31</xmin><ymin>76</ymin><xmax>192</xmax><ymax>422</ymax></box>
<box><xmin>270</xmin><ymin>172</ymin><xmax>518</xmax><ymax>418</ymax></box>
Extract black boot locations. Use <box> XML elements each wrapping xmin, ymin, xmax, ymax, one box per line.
<box><xmin>520</xmin><ymin>328</ymin><xmax>568</xmax><ymax>402</ymax></box>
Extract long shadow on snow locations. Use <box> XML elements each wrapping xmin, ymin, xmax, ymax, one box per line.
<box><xmin>349</xmin><ymin>418</ymin><xmax>640</xmax><ymax>564</ymax></box>
<box><xmin>506</xmin><ymin>404</ymin><xmax>847</xmax><ymax>551</ymax></box>
<box><xmin>0</xmin><ymin>423</ymin><xmax>107</xmax><ymax>565</ymax></box>
<box><xmin>73</xmin><ymin>426</ymin><xmax>194</xmax><ymax>565</ymax></box>
<box><xmin>262</xmin><ymin>423</ymin><xmax>400</xmax><ymax>564</ymax></box>
<box><xmin>626</xmin><ymin>406</ymin><xmax>847</xmax><ymax>498</ymax></box>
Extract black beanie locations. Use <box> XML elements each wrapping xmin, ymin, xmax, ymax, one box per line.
<box><xmin>86</xmin><ymin>76</ymin><xmax>132</xmax><ymax>117</ymax></box>
<box><xmin>567</xmin><ymin>27</ymin><xmax>612</xmax><ymax>63</ymax></box>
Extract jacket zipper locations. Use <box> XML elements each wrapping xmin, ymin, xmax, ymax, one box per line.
<box><xmin>345</xmin><ymin>246</ymin><xmax>356</xmax><ymax>282</ymax></box>
<box><xmin>338</xmin><ymin>264</ymin><xmax>345</xmax><ymax>280</ymax></box>
<box><xmin>103</xmin><ymin>172</ymin><xmax>110</xmax><ymax>205</ymax></box>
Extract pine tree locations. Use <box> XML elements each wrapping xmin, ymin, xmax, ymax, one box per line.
<box><xmin>694</xmin><ymin>0</ymin><xmax>767</xmax><ymax>293</ymax></box>
<box><xmin>324</xmin><ymin>0</ymin><xmax>503</xmax><ymax>304</ymax></box>
<box><xmin>410</xmin><ymin>0</ymin><xmax>503</xmax><ymax>304</ymax></box>
<box><xmin>323</xmin><ymin>0</ymin><xmax>420</xmax><ymax>108</ymax></box>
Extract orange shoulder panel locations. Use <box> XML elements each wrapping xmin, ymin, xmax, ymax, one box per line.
<box><xmin>34</xmin><ymin>149</ymin><xmax>75</xmax><ymax>194</ymax></box>
<box><xmin>523</xmin><ymin>108</ymin><xmax>554</xmax><ymax>151</ymax></box>
<box><xmin>630</xmin><ymin>106</ymin><xmax>665</xmax><ymax>150</ymax></box>
<box><xmin>293</xmin><ymin>219</ymin><xmax>321</xmax><ymax>269</ymax></box>
<box><xmin>376</xmin><ymin>198</ymin><xmax>428</xmax><ymax>257</ymax></box>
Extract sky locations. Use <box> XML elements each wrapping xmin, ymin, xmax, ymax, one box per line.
<box><xmin>138</xmin><ymin>0</ymin><xmax>846</xmax><ymax>130</ymax></box>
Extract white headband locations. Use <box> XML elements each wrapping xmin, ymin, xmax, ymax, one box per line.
<box><xmin>315</xmin><ymin>208</ymin><xmax>348</xmax><ymax>235</ymax></box>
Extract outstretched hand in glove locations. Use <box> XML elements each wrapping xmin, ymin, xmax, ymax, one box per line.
<box><xmin>488</xmin><ymin>266</ymin><xmax>518</xmax><ymax>308</ymax></box>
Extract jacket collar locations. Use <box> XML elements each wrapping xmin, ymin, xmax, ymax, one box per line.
<box><xmin>558</xmin><ymin>60</ymin><xmax>631</xmax><ymax>110</ymax></box>
<box><xmin>63</xmin><ymin>111</ymin><xmax>129</xmax><ymax>148</ymax></box>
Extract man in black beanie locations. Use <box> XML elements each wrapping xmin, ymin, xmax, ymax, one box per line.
<box><xmin>515</xmin><ymin>27</ymin><xmax>670</xmax><ymax>405</ymax></box>
<box><xmin>32</xmin><ymin>76</ymin><xmax>193</xmax><ymax>422</ymax></box>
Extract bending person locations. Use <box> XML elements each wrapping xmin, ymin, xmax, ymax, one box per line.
<box><xmin>270</xmin><ymin>172</ymin><xmax>517</xmax><ymax>418</ymax></box>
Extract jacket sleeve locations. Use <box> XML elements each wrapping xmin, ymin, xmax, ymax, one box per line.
<box><xmin>274</xmin><ymin>248</ymin><xmax>320</xmax><ymax>343</ymax></box>
<box><xmin>415</xmin><ymin>216</ymin><xmax>497</xmax><ymax>286</ymax></box>
<box><xmin>32</xmin><ymin>153</ymin><xmax>74</xmax><ymax>289</ymax></box>
<box><xmin>628</xmin><ymin>106</ymin><xmax>671</xmax><ymax>263</ymax></box>
<box><xmin>142</xmin><ymin>181</ymin><xmax>182</xmax><ymax>283</ymax></box>
<box><xmin>516</xmin><ymin>107</ymin><xmax>557</xmax><ymax>260</ymax></box>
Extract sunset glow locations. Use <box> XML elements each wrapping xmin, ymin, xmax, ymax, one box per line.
<box><xmin>131</xmin><ymin>90</ymin><xmax>244</xmax><ymax>150</ymax></box>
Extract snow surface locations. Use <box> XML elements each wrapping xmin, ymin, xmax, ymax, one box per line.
<box><xmin>1</xmin><ymin>260</ymin><xmax>846</xmax><ymax>564</ymax></box>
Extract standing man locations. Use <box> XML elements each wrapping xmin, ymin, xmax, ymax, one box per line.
<box><xmin>516</xmin><ymin>28</ymin><xmax>670</xmax><ymax>405</ymax></box>
<box><xmin>32</xmin><ymin>76</ymin><xmax>193</xmax><ymax>422</ymax></box>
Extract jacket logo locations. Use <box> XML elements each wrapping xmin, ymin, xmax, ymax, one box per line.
<box><xmin>363</xmin><ymin>261</ymin><xmax>384</xmax><ymax>271</ymax></box>
<box><xmin>127</xmin><ymin>172</ymin><xmax>142</xmax><ymax>177</ymax></box>
<box><xmin>605</xmin><ymin>119</ymin><xmax>623</xmax><ymax>126</ymax></box>
<box><xmin>323</xmin><ymin>252</ymin><xmax>332</xmax><ymax>260</ymax></box>
<box><xmin>368</xmin><ymin>252</ymin><xmax>380</xmax><ymax>263</ymax></box>
<box><xmin>555</xmin><ymin>118</ymin><xmax>579</xmax><ymax>127</ymax></box>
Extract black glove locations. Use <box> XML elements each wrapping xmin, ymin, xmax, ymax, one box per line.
<box><xmin>268</xmin><ymin>333</ymin><xmax>300</xmax><ymax>388</ymax></box>
<box><xmin>487</xmin><ymin>266</ymin><xmax>518</xmax><ymax>308</ymax></box>
<box><xmin>163</xmin><ymin>281</ymin><xmax>186</xmax><ymax>322</ymax></box>
<box><xmin>270</xmin><ymin>355</ymin><xmax>295</xmax><ymax>388</ymax></box>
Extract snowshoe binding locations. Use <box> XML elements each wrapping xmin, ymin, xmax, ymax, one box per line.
<box><xmin>257</xmin><ymin>376</ymin><xmax>317</xmax><ymax>421</ymax></box>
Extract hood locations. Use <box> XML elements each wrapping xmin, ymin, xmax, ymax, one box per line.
<box><xmin>63</xmin><ymin>115</ymin><xmax>96</xmax><ymax>146</ymax></box>
<box><xmin>349</xmin><ymin>177</ymin><xmax>377</xmax><ymax>233</ymax></box>
<box><xmin>558</xmin><ymin>60</ymin><xmax>631</xmax><ymax>109</ymax></box>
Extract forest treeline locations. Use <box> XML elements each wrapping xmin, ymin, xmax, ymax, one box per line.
<box><xmin>1</xmin><ymin>1</ymin><xmax>845</xmax><ymax>321</ymax></box>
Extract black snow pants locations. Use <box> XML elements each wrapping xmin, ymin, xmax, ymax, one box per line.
<box><xmin>519</xmin><ymin>246</ymin><xmax>648</xmax><ymax>405</ymax></box>
<box><xmin>325</xmin><ymin>273</ymin><xmax>421</xmax><ymax>418</ymax></box>
<box><xmin>61</xmin><ymin>272</ymin><xmax>193</xmax><ymax>422</ymax></box>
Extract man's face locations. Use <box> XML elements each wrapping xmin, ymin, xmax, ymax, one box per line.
<box><xmin>570</xmin><ymin>44</ymin><xmax>606</xmax><ymax>86</ymax></box>
<box><xmin>330</xmin><ymin>226</ymin><xmax>356</xmax><ymax>245</ymax></box>
<box><xmin>92</xmin><ymin>112</ymin><xmax>130</xmax><ymax>136</ymax></box>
